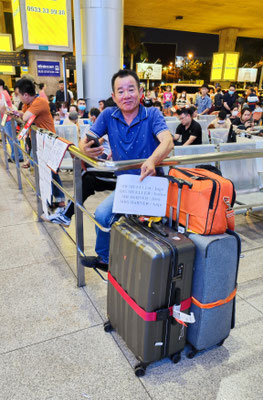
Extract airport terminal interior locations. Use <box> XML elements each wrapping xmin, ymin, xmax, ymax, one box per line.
<box><xmin>1</xmin><ymin>1</ymin><xmax>263</xmax><ymax>399</ymax></box>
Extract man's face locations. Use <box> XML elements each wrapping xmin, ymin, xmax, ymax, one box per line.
<box><xmin>98</xmin><ymin>101</ymin><xmax>104</xmax><ymax>111</ymax></box>
<box><xmin>77</xmin><ymin>100</ymin><xmax>86</xmax><ymax>108</ymax></box>
<box><xmin>112</xmin><ymin>75</ymin><xmax>142</xmax><ymax>113</ymax></box>
<box><xmin>178</xmin><ymin>113</ymin><xmax>191</xmax><ymax>126</ymax></box>
<box><xmin>59</xmin><ymin>82</ymin><xmax>64</xmax><ymax>91</ymax></box>
<box><xmin>18</xmin><ymin>91</ymin><xmax>30</xmax><ymax>104</ymax></box>
<box><xmin>201</xmin><ymin>87</ymin><xmax>208</xmax><ymax>96</ymax></box>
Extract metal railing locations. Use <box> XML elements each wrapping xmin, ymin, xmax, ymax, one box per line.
<box><xmin>1</xmin><ymin>115</ymin><xmax>263</xmax><ymax>287</ymax></box>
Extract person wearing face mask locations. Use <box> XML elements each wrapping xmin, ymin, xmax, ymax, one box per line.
<box><xmin>77</xmin><ymin>98</ymin><xmax>89</xmax><ymax>118</ymax></box>
<box><xmin>223</xmin><ymin>85</ymin><xmax>238</xmax><ymax>114</ymax></box>
<box><xmin>208</xmin><ymin>110</ymin><xmax>231</xmax><ymax>129</ymax></box>
<box><xmin>230</xmin><ymin>104</ymin><xmax>241</xmax><ymax>120</ymax></box>
<box><xmin>56</xmin><ymin>101</ymin><xmax>68</xmax><ymax>124</ymax></box>
<box><xmin>176</xmin><ymin>90</ymin><xmax>189</xmax><ymax>109</ymax></box>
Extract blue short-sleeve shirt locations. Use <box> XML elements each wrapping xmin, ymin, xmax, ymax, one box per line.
<box><xmin>90</xmin><ymin>105</ymin><xmax>168</xmax><ymax>175</ymax></box>
<box><xmin>195</xmin><ymin>95</ymin><xmax>212</xmax><ymax>114</ymax></box>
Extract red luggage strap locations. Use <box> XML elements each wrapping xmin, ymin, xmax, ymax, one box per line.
<box><xmin>108</xmin><ymin>272</ymin><xmax>191</xmax><ymax>323</ymax></box>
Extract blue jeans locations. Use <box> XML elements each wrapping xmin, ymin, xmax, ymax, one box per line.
<box><xmin>4</xmin><ymin>120</ymin><xmax>24</xmax><ymax>161</ymax></box>
<box><xmin>95</xmin><ymin>191</ymin><xmax>119</xmax><ymax>263</ymax></box>
<box><xmin>52</xmin><ymin>171</ymin><xmax>65</xmax><ymax>203</ymax></box>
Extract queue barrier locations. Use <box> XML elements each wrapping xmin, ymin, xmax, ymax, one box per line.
<box><xmin>1</xmin><ymin>115</ymin><xmax>263</xmax><ymax>288</ymax></box>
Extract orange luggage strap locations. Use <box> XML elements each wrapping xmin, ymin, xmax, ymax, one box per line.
<box><xmin>192</xmin><ymin>287</ymin><xmax>237</xmax><ymax>309</ymax></box>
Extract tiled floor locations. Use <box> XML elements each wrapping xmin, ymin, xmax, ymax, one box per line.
<box><xmin>1</xmin><ymin>156</ymin><xmax>263</xmax><ymax>400</ymax></box>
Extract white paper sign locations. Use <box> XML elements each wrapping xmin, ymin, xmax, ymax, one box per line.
<box><xmin>47</xmin><ymin>138</ymin><xmax>69</xmax><ymax>172</ymax></box>
<box><xmin>112</xmin><ymin>174</ymin><xmax>169</xmax><ymax>217</ymax></box>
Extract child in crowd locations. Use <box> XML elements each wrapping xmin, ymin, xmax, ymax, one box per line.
<box><xmin>163</xmin><ymin>85</ymin><xmax>173</xmax><ymax>115</ymax></box>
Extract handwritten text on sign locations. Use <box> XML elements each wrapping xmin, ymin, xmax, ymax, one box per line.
<box><xmin>113</xmin><ymin>175</ymin><xmax>169</xmax><ymax>217</ymax></box>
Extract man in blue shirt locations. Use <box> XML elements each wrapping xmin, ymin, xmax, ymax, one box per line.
<box><xmin>195</xmin><ymin>84</ymin><xmax>212</xmax><ymax>115</ymax></box>
<box><xmin>79</xmin><ymin>69</ymin><xmax>173</xmax><ymax>271</ymax></box>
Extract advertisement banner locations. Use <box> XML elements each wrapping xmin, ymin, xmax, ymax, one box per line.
<box><xmin>211</xmin><ymin>53</ymin><xmax>224</xmax><ymax>81</ymax></box>
<box><xmin>37</xmin><ymin>61</ymin><xmax>60</xmax><ymax>77</ymax></box>
<box><xmin>223</xmin><ymin>53</ymin><xmax>239</xmax><ymax>81</ymax></box>
<box><xmin>136</xmin><ymin>63</ymin><xmax>163</xmax><ymax>80</ymax></box>
<box><xmin>0</xmin><ymin>34</ymin><xmax>15</xmax><ymax>75</ymax></box>
<box><xmin>237</xmin><ymin>68</ymin><xmax>258</xmax><ymax>82</ymax></box>
<box><xmin>12</xmin><ymin>0</ymin><xmax>23</xmax><ymax>49</ymax></box>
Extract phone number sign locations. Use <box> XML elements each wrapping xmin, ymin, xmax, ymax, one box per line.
<box><xmin>37</xmin><ymin>61</ymin><xmax>60</xmax><ymax>77</ymax></box>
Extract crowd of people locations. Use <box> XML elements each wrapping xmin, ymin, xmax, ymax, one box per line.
<box><xmin>1</xmin><ymin>70</ymin><xmax>263</xmax><ymax>271</ymax></box>
<box><xmin>140</xmin><ymin>83</ymin><xmax>263</xmax><ymax>118</ymax></box>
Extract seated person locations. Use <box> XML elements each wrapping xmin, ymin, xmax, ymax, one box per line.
<box><xmin>42</xmin><ymin>107</ymin><xmax>110</xmax><ymax>227</ymax></box>
<box><xmin>208</xmin><ymin>110</ymin><xmax>231</xmax><ymax>129</ymax></box>
<box><xmin>173</xmin><ymin>108</ymin><xmax>202</xmax><ymax>146</ymax></box>
<box><xmin>231</xmin><ymin>108</ymin><xmax>254</xmax><ymax>135</ymax></box>
<box><xmin>77</xmin><ymin>69</ymin><xmax>173</xmax><ymax>271</ymax></box>
<box><xmin>229</xmin><ymin>103</ymin><xmax>241</xmax><ymax>120</ymax></box>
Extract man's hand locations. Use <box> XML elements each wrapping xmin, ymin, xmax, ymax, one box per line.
<box><xmin>79</xmin><ymin>137</ymin><xmax>104</xmax><ymax>158</ymax></box>
<box><xmin>140</xmin><ymin>158</ymin><xmax>156</xmax><ymax>181</ymax></box>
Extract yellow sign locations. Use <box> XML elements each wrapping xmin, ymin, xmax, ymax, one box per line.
<box><xmin>223</xmin><ymin>53</ymin><xmax>239</xmax><ymax>81</ymax></box>
<box><xmin>12</xmin><ymin>0</ymin><xmax>23</xmax><ymax>49</ymax></box>
<box><xmin>0</xmin><ymin>35</ymin><xmax>15</xmax><ymax>75</ymax></box>
<box><xmin>211</xmin><ymin>53</ymin><xmax>224</xmax><ymax>81</ymax></box>
<box><xmin>25</xmin><ymin>0</ymin><xmax>68</xmax><ymax>47</ymax></box>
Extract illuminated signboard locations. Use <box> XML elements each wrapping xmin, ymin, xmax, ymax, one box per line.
<box><xmin>223</xmin><ymin>53</ymin><xmax>239</xmax><ymax>81</ymax></box>
<box><xmin>211</xmin><ymin>53</ymin><xmax>224</xmax><ymax>81</ymax></box>
<box><xmin>136</xmin><ymin>63</ymin><xmax>163</xmax><ymax>80</ymax></box>
<box><xmin>237</xmin><ymin>68</ymin><xmax>258</xmax><ymax>82</ymax></box>
<box><xmin>0</xmin><ymin>34</ymin><xmax>15</xmax><ymax>75</ymax></box>
<box><xmin>12</xmin><ymin>0</ymin><xmax>23</xmax><ymax>49</ymax></box>
<box><xmin>12</xmin><ymin>0</ymin><xmax>73</xmax><ymax>52</ymax></box>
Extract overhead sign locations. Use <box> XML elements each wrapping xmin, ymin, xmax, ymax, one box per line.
<box><xmin>211</xmin><ymin>53</ymin><xmax>224</xmax><ymax>81</ymax></box>
<box><xmin>136</xmin><ymin>63</ymin><xmax>163</xmax><ymax>80</ymax></box>
<box><xmin>64</xmin><ymin>55</ymin><xmax>76</xmax><ymax>69</ymax></box>
<box><xmin>237</xmin><ymin>68</ymin><xmax>258</xmax><ymax>82</ymax></box>
<box><xmin>37</xmin><ymin>61</ymin><xmax>60</xmax><ymax>77</ymax></box>
<box><xmin>12</xmin><ymin>0</ymin><xmax>23</xmax><ymax>49</ymax></box>
<box><xmin>0</xmin><ymin>34</ymin><xmax>15</xmax><ymax>75</ymax></box>
<box><xmin>0</xmin><ymin>51</ymin><xmax>28</xmax><ymax>67</ymax></box>
<box><xmin>223</xmin><ymin>53</ymin><xmax>239</xmax><ymax>81</ymax></box>
<box><xmin>12</xmin><ymin>0</ymin><xmax>73</xmax><ymax>52</ymax></box>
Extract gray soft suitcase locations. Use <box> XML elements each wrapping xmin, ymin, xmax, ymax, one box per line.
<box><xmin>104</xmin><ymin>216</ymin><xmax>195</xmax><ymax>376</ymax></box>
<box><xmin>186</xmin><ymin>231</ymin><xmax>241</xmax><ymax>358</ymax></box>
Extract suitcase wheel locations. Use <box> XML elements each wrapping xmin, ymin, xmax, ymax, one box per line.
<box><xmin>170</xmin><ymin>352</ymin><xmax>181</xmax><ymax>364</ymax></box>
<box><xmin>134</xmin><ymin>363</ymin><xmax>146</xmax><ymax>377</ymax></box>
<box><xmin>186</xmin><ymin>347</ymin><xmax>197</xmax><ymax>359</ymax></box>
<box><xmin>104</xmin><ymin>320</ymin><xmax>113</xmax><ymax>333</ymax></box>
<box><xmin>217</xmin><ymin>339</ymin><xmax>225</xmax><ymax>347</ymax></box>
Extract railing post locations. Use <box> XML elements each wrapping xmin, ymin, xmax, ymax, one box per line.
<box><xmin>73</xmin><ymin>156</ymin><xmax>85</xmax><ymax>287</ymax></box>
<box><xmin>0</xmin><ymin>125</ymin><xmax>9</xmax><ymax>170</ymax></box>
<box><xmin>11</xmin><ymin>119</ymin><xmax>22</xmax><ymax>190</ymax></box>
<box><xmin>31</xmin><ymin>129</ymin><xmax>43</xmax><ymax>220</ymax></box>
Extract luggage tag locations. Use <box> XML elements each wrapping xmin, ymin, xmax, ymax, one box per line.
<box><xmin>1</xmin><ymin>113</ymin><xmax>8</xmax><ymax>127</ymax></box>
<box><xmin>173</xmin><ymin>305</ymin><xmax>195</xmax><ymax>324</ymax></box>
<box><xmin>17</xmin><ymin>115</ymin><xmax>36</xmax><ymax>140</ymax></box>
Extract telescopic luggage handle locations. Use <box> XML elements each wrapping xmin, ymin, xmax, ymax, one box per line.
<box><xmin>166</xmin><ymin>176</ymin><xmax>192</xmax><ymax>230</ymax></box>
<box><xmin>166</xmin><ymin>176</ymin><xmax>193</xmax><ymax>190</ymax></box>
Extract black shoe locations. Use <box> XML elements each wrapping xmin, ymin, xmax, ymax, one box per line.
<box><xmin>81</xmin><ymin>255</ymin><xmax>108</xmax><ymax>272</ymax></box>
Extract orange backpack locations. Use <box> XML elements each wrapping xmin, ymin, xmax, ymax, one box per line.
<box><xmin>166</xmin><ymin>167</ymin><xmax>235</xmax><ymax>235</ymax></box>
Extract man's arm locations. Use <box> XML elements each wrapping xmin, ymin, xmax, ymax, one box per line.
<box><xmin>140</xmin><ymin>130</ymin><xmax>173</xmax><ymax>181</ymax></box>
<box><xmin>223</xmin><ymin>101</ymin><xmax>231</xmax><ymax>112</ymax></box>
<box><xmin>200</xmin><ymin>108</ymin><xmax>210</xmax><ymax>115</ymax></box>
<box><xmin>22</xmin><ymin>110</ymin><xmax>34</xmax><ymax>122</ymax></box>
<box><xmin>182</xmin><ymin>135</ymin><xmax>197</xmax><ymax>146</ymax></box>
